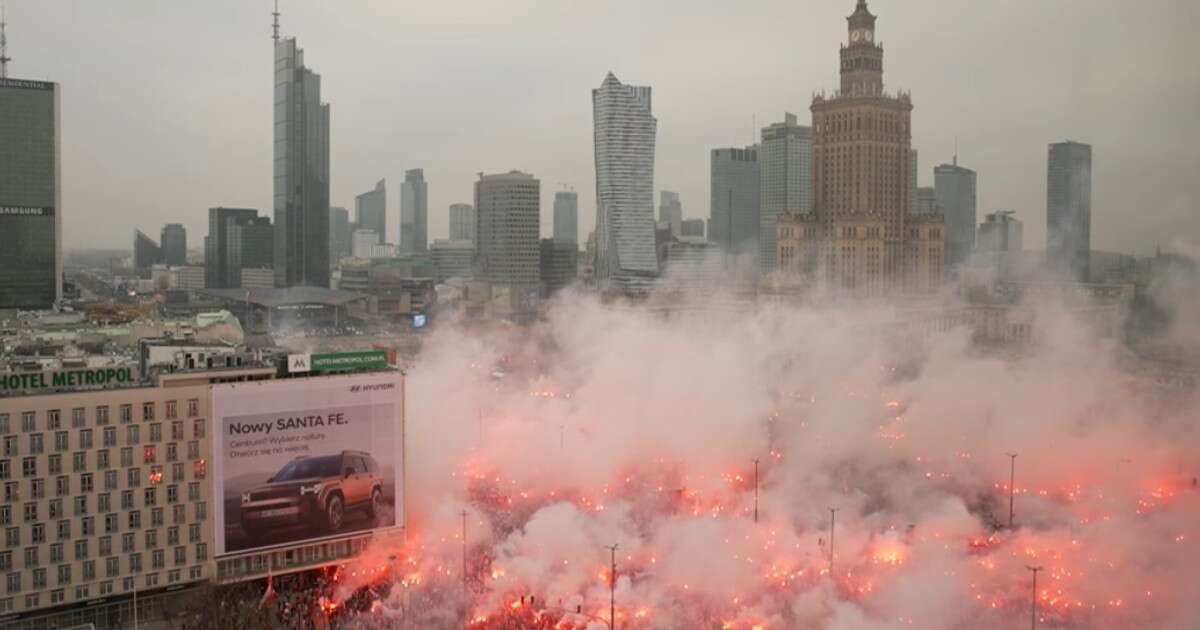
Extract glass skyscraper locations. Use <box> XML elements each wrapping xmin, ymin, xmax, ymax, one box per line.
<box><xmin>1047</xmin><ymin>141</ymin><xmax>1092</xmax><ymax>281</ymax></box>
<box><xmin>0</xmin><ymin>77</ymin><xmax>60</xmax><ymax>309</ymax></box>
<box><xmin>592</xmin><ymin>72</ymin><xmax>658</xmax><ymax>294</ymax></box>
<box><xmin>759</xmin><ymin>113</ymin><xmax>812</xmax><ymax>274</ymax></box>
<box><xmin>273</xmin><ymin>36</ymin><xmax>330</xmax><ymax>287</ymax></box>
<box><xmin>400</xmin><ymin>169</ymin><xmax>428</xmax><ymax>254</ymax></box>
<box><xmin>355</xmin><ymin>179</ymin><xmax>386</xmax><ymax>245</ymax></box>
<box><xmin>552</xmin><ymin>192</ymin><xmax>578</xmax><ymax>246</ymax></box>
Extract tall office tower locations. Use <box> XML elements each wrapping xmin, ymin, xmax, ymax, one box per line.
<box><xmin>0</xmin><ymin>76</ymin><xmax>60</xmax><ymax>309</ymax></box>
<box><xmin>934</xmin><ymin>157</ymin><xmax>977</xmax><ymax>267</ymax></box>
<box><xmin>400</xmin><ymin>168</ymin><xmax>428</xmax><ymax>254</ymax></box>
<box><xmin>658</xmin><ymin>190</ymin><xmax>683</xmax><ymax>236</ymax></box>
<box><xmin>273</xmin><ymin>26</ymin><xmax>330</xmax><ymax>287</ymax></box>
<box><xmin>227</xmin><ymin>216</ymin><xmax>274</xmax><ymax>284</ymax></box>
<box><xmin>354</xmin><ymin>179</ymin><xmax>386</xmax><ymax>245</ymax></box>
<box><xmin>205</xmin><ymin>206</ymin><xmax>259</xmax><ymax>288</ymax></box>
<box><xmin>553</xmin><ymin>191</ymin><xmax>579</xmax><ymax>245</ymax></box>
<box><xmin>475</xmin><ymin>171</ymin><xmax>541</xmax><ymax>288</ymax></box>
<box><xmin>914</xmin><ymin>186</ymin><xmax>939</xmax><ymax>215</ymax></box>
<box><xmin>680</xmin><ymin>219</ymin><xmax>705</xmax><ymax>238</ymax></box>
<box><xmin>449</xmin><ymin>203</ymin><xmax>475</xmax><ymax>242</ymax></box>
<box><xmin>977</xmin><ymin>210</ymin><xmax>1023</xmax><ymax>254</ymax></box>
<box><xmin>710</xmin><ymin>145</ymin><xmax>761</xmax><ymax>260</ymax></box>
<box><xmin>592</xmin><ymin>72</ymin><xmax>658</xmax><ymax>294</ymax></box>
<box><xmin>759</xmin><ymin>113</ymin><xmax>812</xmax><ymax>273</ymax></box>
<box><xmin>328</xmin><ymin>206</ymin><xmax>351</xmax><ymax>261</ymax></box>
<box><xmin>133</xmin><ymin>229</ymin><xmax>163</xmax><ymax>270</ymax></box>
<box><xmin>161</xmin><ymin>223</ymin><xmax>187</xmax><ymax>266</ymax></box>
<box><xmin>809</xmin><ymin>0</ymin><xmax>933</xmax><ymax>292</ymax></box>
<box><xmin>1046</xmin><ymin>141</ymin><xmax>1092</xmax><ymax>281</ymax></box>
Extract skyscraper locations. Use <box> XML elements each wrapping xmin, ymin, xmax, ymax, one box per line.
<box><xmin>0</xmin><ymin>76</ymin><xmax>60</xmax><ymax>309</ymax></box>
<box><xmin>759</xmin><ymin>113</ymin><xmax>812</xmax><ymax>273</ymax></box>
<box><xmin>592</xmin><ymin>72</ymin><xmax>658</xmax><ymax>294</ymax></box>
<box><xmin>475</xmin><ymin>171</ymin><xmax>541</xmax><ymax>287</ymax></box>
<box><xmin>449</xmin><ymin>203</ymin><xmax>476</xmax><ymax>242</ymax></box>
<box><xmin>1046</xmin><ymin>141</ymin><xmax>1092</xmax><ymax>281</ymax></box>
<box><xmin>934</xmin><ymin>158</ymin><xmax>977</xmax><ymax>267</ymax></box>
<box><xmin>328</xmin><ymin>206</ymin><xmax>351</xmax><ymax>261</ymax></box>
<box><xmin>553</xmin><ymin>192</ymin><xmax>579</xmax><ymax>246</ymax></box>
<box><xmin>273</xmin><ymin>27</ymin><xmax>330</xmax><ymax>288</ymax></box>
<box><xmin>161</xmin><ymin>223</ymin><xmax>187</xmax><ymax>266</ymax></box>
<box><xmin>133</xmin><ymin>230</ymin><xmax>162</xmax><ymax>270</ymax></box>
<box><xmin>205</xmin><ymin>207</ymin><xmax>260</xmax><ymax>289</ymax></box>
<box><xmin>355</xmin><ymin>179</ymin><xmax>386</xmax><ymax>245</ymax></box>
<box><xmin>710</xmin><ymin>145</ymin><xmax>760</xmax><ymax>261</ymax></box>
<box><xmin>914</xmin><ymin>187</ymin><xmax>940</xmax><ymax>215</ymax></box>
<box><xmin>400</xmin><ymin>168</ymin><xmax>428</xmax><ymax>254</ymax></box>
<box><xmin>658</xmin><ymin>191</ymin><xmax>683</xmax><ymax>236</ymax></box>
<box><xmin>227</xmin><ymin>217</ymin><xmax>274</xmax><ymax>282</ymax></box>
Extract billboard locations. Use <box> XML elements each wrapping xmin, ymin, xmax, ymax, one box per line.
<box><xmin>212</xmin><ymin>373</ymin><xmax>404</xmax><ymax>556</ymax></box>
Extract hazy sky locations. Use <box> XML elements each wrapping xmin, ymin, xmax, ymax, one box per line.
<box><xmin>6</xmin><ymin>0</ymin><xmax>1198</xmax><ymax>254</ymax></box>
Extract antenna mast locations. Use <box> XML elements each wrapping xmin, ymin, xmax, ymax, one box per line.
<box><xmin>271</xmin><ymin>0</ymin><xmax>281</xmax><ymax>44</ymax></box>
<box><xmin>1</xmin><ymin>5</ymin><xmax>11</xmax><ymax>79</ymax></box>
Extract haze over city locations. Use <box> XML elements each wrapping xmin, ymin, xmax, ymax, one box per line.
<box><xmin>4</xmin><ymin>0</ymin><xmax>1197</xmax><ymax>254</ymax></box>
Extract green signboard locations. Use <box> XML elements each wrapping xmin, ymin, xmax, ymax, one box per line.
<box><xmin>310</xmin><ymin>350</ymin><xmax>389</xmax><ymax>372</ymax></box>
<box><xmin>0</xmin><ymin>366</ymin><xmax>137</xmax><ymax>394</ymax></box>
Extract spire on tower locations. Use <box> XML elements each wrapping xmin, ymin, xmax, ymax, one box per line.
<box><xmin>271</xmin><ymin>0</ymin><xmax>281</xmax><ymax>44</ymax></box>
<box><xmin>1</xmin><ymin>5</ymin><xmax>12</xmax><ymax>79</ymax></box>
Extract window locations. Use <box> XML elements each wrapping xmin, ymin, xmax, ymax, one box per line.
<box><xmin>105</xmin><ymin>513</ymin><xmax>118</xmax><ymax>534</ymax></box>
<box><xmin>188</xmin><ymin>524</ymin><xmax>200</xmax><ymax>543</ymax></box>
<box><xmin>171</xmin><ymin>421</ymin><xmax>184</xmax><ymax>441</ymax></box>
<box><xmin>120</xmin><ymin>447</ymin><xmax>132</xmax><ymax>467</ymax></box>
<box><xmin>4</xmin><ymin>528</ymin><xmax>18</xmax><ymax>547</ymax></box>
<box><xmin>72</xmin><ymin>408</ymin><xmax>86</xmax><ymax>428</ymax></box>
<box><xmin>172</xmin><ymin>504</ymin><xmax>185</xmax><ymax>524</ymax></box>
<box><xmin>196</xmin><ymin>501</ymin><xmax>207</xmax><ymax>521</ymax></box>
<box><xmin>56</xmin><ymin>520</ymin><xmax>70</xmax><ymax>540</ymax></box>
<box><xmin>195</xmin><ymin>543</ymin><xmax>207</xmax><ymax>562</ymax></box>
<box><xmin>74</xmin><ymin>584</ymin><xmax>90</xmax><ymax>599</ymax></box>
<box><xmin>100</xmin><ymin>581</ymin><xmax>113</xmax><ymax>595</ymax></box>
<box><xmin>74</xmin><ymin>496</ymin><xmax>88</xmax><ymax>516</ymax></box>
<box><xmin>145</xmin><ymin>529</ymin><xmax>158</xmax><ymax>548</ymax></box>
<box><xmin>57</xmin><ymin>564</ymin><xmax>71</xmax><ymax>586</ymax></box>
<box><xmin>31</xmin><ymin>523</ymin><xmax>45</xmax><ymax>543</ymax></box>
<box><xmin>144</xmin><ymin>487</ymin><xmax>156</xmax><ymax>506</ymax></box>
<box><xmin>142</xmin><ymin>402</ymin><xmax>155</xmax><ymax>421</ymax></box>
<box><xmin>0</xmin><ymin>460</ymin><xmax>7</xmax><ymax>479</ymax></box>
<box><xmin>187</xmin><ymin>399</ymin><xmax>199</xmax><ymax>417</ymax></box>
<box><xmin>172</xmin><ymin>462</ymin><xmax>184</xmax><ymax>482</ymax></box>
<box><xmin>3</xmin><ymin>481</ymin><xmax>17</xmax><ymax>502</ymax></box>
<box><xmin>80</xmin><ymin>473</ymin><xmax>94</xmax><ymax>493</ymax></box>
<box><xmin>144</xmin><ymin>445</ymin><xmax>156</xmax><ymax>464</ymax></box>
<box><xmin>167</xmin><ymin>485</ymin><xmax>178</xmax><ymax>503</ymax></box>
<box><xmin>8</xmin><ymin>572</ymin><xmax>22</xmax><ymax>593</ymax></box>
<box><xmin>73</xmin><ymin>451</ymin><xmax>86</xmax><ymax>472</ymax></box>
<box><xmin>189</xmin><ymin>566</ymin><xmax>203</xmax><ymax>580</ymax></box>
<box><xmin>187</xmin><ymin>440</ymin><xmax>199</xmax><ymax>459</ymax></box>
<box><xmin>166</xmin><ymin>443</ymin><xmax>177</xmax><ymax>461</ymax></box>
<box><xmin>106</xmin><ymin>557</ymin><xmax>120</xmax><ymax>577</ymax></box>
<box><xmin>21</xmin><ymin>457</ymin><xmax>36</xmax><ymax>477</ymax></box>
<box><xmin>99</xmin><ymin>493</ymin><xmax>111</xmax><ymax>512</ymax></box>
<box><xmin>82</xmin><ymin>517</ymin><xmax>95</xmax><ymax>536</ymax></box>
<box><xmin>193</xmin><ymin>418</ymin><xmax>205</xmax><ymax>438</ymax></box>
<box><xmin>104</xmin><ymin>470</ymin><xmax>118</xmax><ymax>490</ymax></box>
<box><xmin>98</xmin><ymin>449</ymin><xmax>110</xmax><ymax>469</ymax></box>
<box><xmin>151</xmin><ymin>507</ymin><xmax>163</xmax><ymax>527</ymax></box>
<box><xmin>165</xmin><ymin>400</ymin><xmax>177</xmax><ymax>419</ymax></box>
<box><xmin>128</xmin><ymin>468</ymin><xmax>141</xmax><ymax>487</ymax></box>
<box><xmin>21</xmin><ymin>412</ymin><xmax>36</xmax><ymax>432</ymax></box>
<box><xmin>121</xmin><ymin>533</ymin><xmax>134</xmax><ymax>553</ymax></box>
<box><xmin>0</xmin><ymin>506</ymin><xmax>8</xmax><ymax>525</ymax></box>
<box><xmin>48</xmin><ymin>410</ymin><xmax>62</xmax><ymax>430</ymax></box>
<box><xmin>29</xmin><ymin>433</ymin><xmax>43</xmax><ymax>454</ymax></box>
<box><xmin>0</xmin><ymin>414</ymin><xmax>7</xmax><ymax>433</ymax></box>
<box><xmin>145</xmin><ymin>573</ymin><xmax>158</xmax><ymax>588</ymax></box>
<box><xmin>48</xmin><ymin>498</ymin><xmax>61</xmax><ymax>519</ymax></box>
<box><xmin>79</xmin><ymin>429</ymin><xmax>93</xmax><ymax>449</ymax></box>
<box><xmin>75</xmin><ymin>539</ymin><xmax>89</xmax><ymax>560</ymax></box>
<box><xmin>127</xmin><ymin>425</ymin><xmax>140</xmax><ymax>444</ymax></box>
<box><xmin>120</xmin><ymin>404</ymin><xmax>132</xmax><ymax>424</ymax></box>
<box><xmin>23</xmin><ymin>503</ymin><xmax>36</xmax><ymax>522</ymax></box>
<box><xmin>149</xmin><ymin>423</ymin><xmax>162</xmax><ymax>443</ymax></box>
<box><xmin>2</xmin><ymin>436</ymin><xmax>15</xmax><ymax>456</ymax></box>
<box><xmin>149</xmin><ymin>465</ymin><xmax>163</xmax><ymax>485</ymax></box>
<box><xmin>187</xmin><ymin>482</ymin><xmax>200</xmax><ymax>501</ymax></box>
<box><xmin>121</xmin><ymin>490</ymin><xmax>134</xmax><ymax>510</ymax></box>
<box><xmin>96</xmin><ymin>406</ymin><xmax>110</xmax><ymax>425</ymax></box>
<box><xmin>193</xmin><ymin>459</ymin><xmax>206</xmax><ymax>478</ymax></box>
<box><xmin>169</xmin><ymin>569</ymin><xmax>181</xmax><ymax>583</ymax></box>
<box><xmin>23</xmin><ymin>547</ymin><xmax>37</xmax><ymax>567</ymax></box>
<box><xmin>152</xmin><ymin>549</ymin><xmax>164</xmax><ymax>569</ymax></box>
<box><xmin>82</xmin><ymin>560</ymin><xmax>96</xmax><ymax>580</ymax></box>
<box><xmin>129</xmin><ymin>553</ymin><xmax>142</xmax><ymax>573</ymax></box>
<box><xmin>0</xmin><ymin>552</ymin><xmax>9</xmax><ymax>571</ymax></box>
<box><xmin>103</xmin><ymin>426</ymin><xmax>117</xmax><ymax>447</ymax></box>
<box><xmin>50</xmin><ymin>544</ymin><xmax>64</xmax><ymax>563</ymax></box>
<box><xmin>129</xmin><ymin>510</ymin><xmax>141</xmax><ymax>529</ymax></box>
<box><xmin>55</xmin><ymin>431</ymin><xmax>68</xmax><ymax>451</ymax></box>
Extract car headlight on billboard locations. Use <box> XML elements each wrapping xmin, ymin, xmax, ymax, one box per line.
<box><xmin>300</xmin><ymin>483</ymin><xmax>323</xmax><ymax>496</ymax></box>
<box><xmin>241</xmin><ymin>491</ymin><xmax>251</xmax><ymax>503</ymax></box>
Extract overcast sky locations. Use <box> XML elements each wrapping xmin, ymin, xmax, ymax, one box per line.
<box><xmin>6</xmin><ymin>0</ymin><xmax>1198</xmax><ymax>254</ymax></box>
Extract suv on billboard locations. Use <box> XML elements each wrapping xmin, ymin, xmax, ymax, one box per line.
<box><xmin>240</xmin><ymin>450</ymin><xmax>383</xmax><ymax>540</ymax></box>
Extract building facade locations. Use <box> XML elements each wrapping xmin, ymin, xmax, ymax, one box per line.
<box><xmin>592</xmin><ymin>72</ymin><xmax>658</xmax><ymax>294</ymax></box>
<box><xmin>226</xmin><ymin>217</ymin><xmax>273</xmax><ymax>286</ymax></box>
<box><xmin>934</xmin><ymin>159</ymin><xmax>977</xmax><ymax>267</ymax></box>
<box><xmin>0</xmin><ymin>77</ymin><xmax>60</xmax><ymax>310</ymax></box>
<box><xmin>914</xmin><ymin>186</ymin><xmax>939</xmax><ymax>215</ymax></box>
<box><xmin>133</xmin><ymin>231</ymin><xmax>162</xmax><ymax>271</ymax></box>
<box><xmin>354</xmin><ymin>179</ymin><xmax>386</xmax><ymax>246</ymax></box>
<box><xmin>475</xmin><ymin>171</ymin><xmax>541</xmax><ymax>288</ymax></box>
<box><xmin>400</xmin><ymin>169</ymin><xmax>428</xmax><ymax>255</ymax></box>
<box><xmin>977</xmin><ymin>210</ymin><xmax>1023</xmax><ymax>254</ymax></box>
<box><xmin>658</xmin><ymin>191</ymin><xmax>682</xmax><ymax>236</ymax></box>
<box><xmin>799</xmin><ymin>0</ymin><xmax>941</xmax><ymax>295</ymax></box>
<box><xmin>160</xmin><ymin>224</ymin><xmax>187</xmax><ymax>267</ymax></box>
<box><xmin>759</xmin><ymin>113</ymin><xmax>812</xmax><ymax>274</ymax></box>
<box><xmin>205</xmin><ymin>208</ymin><xmax>258</xmax><ymax>290</ymax></box>
<box><xmin>273</xmin><ymin>36</ymin><xmax>330</xmax><ymax>288</ymax></box>
<box><xmin>429</xmin><ymin>240</ymin><xmax>475</xmax><ymax>282</ymax></box>
<box><xmin>1046</xmin><ymin>141</ymin><xmax>1092</xmax><ymax>281</ymax></box>
<box><xmin>328</xmin><ymin>206</ymin><xmax>351</xmax><ymax>262</ymax></box>
<box><xmin>709</xmin><ymin>145</ymin><xmax>760</xmax><ymax>264</ymax></box>
<box><xmin>552</xmin><ymin>192</ymin><xmax>578</xmax><ymax>246</ymax></box>
<box><xmin>681</xmin><ymin>219</ymin><xmax>704</xmax><ymax>238</ymax></box>
<box><xmin>539</xmin><ymin>238</ymin><xmax>578</xmax><ymax>296</ymax></box>
<box><xmin>448</xmin><ymin>203</ymin><xmax>475</xmax><ymax>243</ymax></box>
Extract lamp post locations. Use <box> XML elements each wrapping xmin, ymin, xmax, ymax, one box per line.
<box><xmin>753</xmin><ymin>458</ymin><xmax>760</xmax><ymax>523</ymax></box>
<box><xmin>1007</xmin><ymin>453</ymin><xmax>1018</xmax><ymax>529</ymax></box>
<box><xmin>1026</xmin><ymin>565</ymin><xmax>1043</xmax><ymax>630</ymax></box>
<box><xmin>605</xmin><ymin>544</ymin><xmax>619</xmax><ymax>629</ymax></box>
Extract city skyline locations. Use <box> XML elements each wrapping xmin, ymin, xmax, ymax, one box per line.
<box><xmin>2</xmin><ymin>0</ymin><xmax>1197</xmax><ymax>256</ymax></box>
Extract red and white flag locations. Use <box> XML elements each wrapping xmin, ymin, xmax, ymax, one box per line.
<box><xmin>259</xmin><ymin>570</ymin><xmax>276</xmax><ymax>608</ymax></box>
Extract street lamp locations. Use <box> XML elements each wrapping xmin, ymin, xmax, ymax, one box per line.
<box><xmin>1006</xmin><ymin>453</ymin><xmax>1018</xmax><ymax>529</ymax></box>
